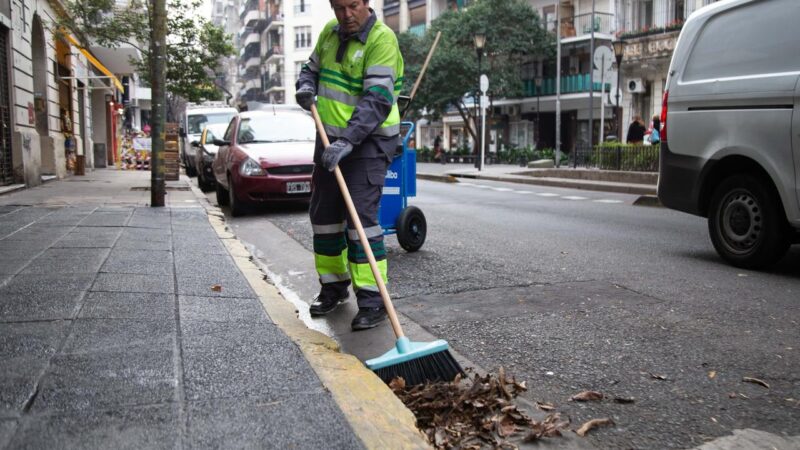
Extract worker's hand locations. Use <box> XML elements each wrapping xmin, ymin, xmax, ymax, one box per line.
<box><xmin>295</xmin><ymin>84</ymin><xmax>315</xmax><ymax>111</ymax></box>
<box><xmin>322</xmin><ymin>139</ymin><xmax>353</xmax><ymax>171</ymax></box>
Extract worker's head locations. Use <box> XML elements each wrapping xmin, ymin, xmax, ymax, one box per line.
<box><xmin>330</xmin><ymin>0</ymin><xmax>370</xmax><ymax>35</ymax></box>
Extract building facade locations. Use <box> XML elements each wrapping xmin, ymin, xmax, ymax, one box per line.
<box><xmin>3</xmin><ymin>0</ymin><xmax>128</xmax><ymax>188</ymax></box>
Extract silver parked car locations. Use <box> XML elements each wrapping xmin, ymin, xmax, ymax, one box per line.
<box><xmin>658</xmin><ymin>0</ymin><xmax>800</xmax><ymax>268</ymax></box>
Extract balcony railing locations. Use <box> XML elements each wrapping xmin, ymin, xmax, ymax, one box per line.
<box><xmin>265</xmin><ymin>46</ymin><xmax>284</xmax><ymax>60</ymax></box>
<box><xmin>265</xmin><ymin>11</ymin><xmax>284</xmax><ymax>31</ymax></box>
<box><xmin>559</xmin><ymin>12</ymin><xmax>615</xmax><ymax>38</ymax></box>
<box><xmin>242</xmin><ymin>9</ymin><xmax>265</xmax><ymax>28</ymax></box>
<box><xmin>522</xmin><ymin>74</ymin><xmax>610</xmax><ymax>97</ymax></box>
<box><xmin>265</xmin><ymin>75</ymin><xmax>284</xmax><ymax>91</ymax></box>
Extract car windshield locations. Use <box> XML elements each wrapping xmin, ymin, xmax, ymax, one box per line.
<box><xmin>188</xmin><ymin>113</ymin><xmax>234</xmax><ymax>134</ymax></box>
<box><xmin>237</xmin><ymin>113</ymin><xmax>316</xmax><ymax>144</ymax></box>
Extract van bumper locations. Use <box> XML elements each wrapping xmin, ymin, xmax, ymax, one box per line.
<box><xmin>658</xmin><ymin>141</ymin><xmax>713</xmax><ymax>217</ymax></box>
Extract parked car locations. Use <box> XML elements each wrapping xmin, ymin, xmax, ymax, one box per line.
<box><xmin>193</xmin><ymin>123</ymin><xmax>228</xmax><ymax>191</ymax></box>
<box><xmin>212</xmin><ymin>105</ymin><xmax>316</xmax><ymax>216</ymax></box>
<box><xmin>657</xmin><ymin>0</ymin><xmax>800</xmax><ymax>268</ymax></box>
<box><xmin>179</xmin><ymin>103</ymin><xmax>237</xmax><ymax>177</ymax></box>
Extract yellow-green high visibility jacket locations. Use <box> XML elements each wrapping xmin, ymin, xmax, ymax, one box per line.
<box><xmin>297</xmin><ymin>11</ymin><xmax>404</xmax><ymax>160</ymax></box>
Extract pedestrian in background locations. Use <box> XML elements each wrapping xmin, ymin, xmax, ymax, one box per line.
<box><xmin>648</xmin><ymin>114</ymin><xmax>661</xmax><ymax>145</ymax></box>
<box><xmin>626</xmin><ymin>115</ymin><xmax>646</xmax><ymax>144</ymax></box>
<box><xmin>433</xmin><ymin>133</ymin><xmax>444</xmax><ymax>164</ymax></box>
<box><xmin>295</xmin><ymin>0</ymin><xmax>404</xmax><ymax>331</ymax></box>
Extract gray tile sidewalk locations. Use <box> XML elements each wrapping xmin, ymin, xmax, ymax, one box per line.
<box><xmin>0</xmin><ymin>171</ymin><xmax>363</xmax><ymax>449</ymax></box>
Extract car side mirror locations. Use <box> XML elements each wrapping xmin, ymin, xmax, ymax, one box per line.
<box><xmin>190</xmin><ymin>140</ymin><xmax>200</xmax><ymax>148</ymax></box>
<box><xmin>397</xmin><ymin>95</ymin><xmax>411</xmax><ymax>117</ymax></box>
<box><xmin>213</xmin><ymin>139</ymin><xmax>229</xmax><ymax>146</ymax></box>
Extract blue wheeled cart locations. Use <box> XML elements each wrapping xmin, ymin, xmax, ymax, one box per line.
<box><xmin>379</xmin><ymin>121</ymin><xmax>426</xmax><ymax>252</ymax></box>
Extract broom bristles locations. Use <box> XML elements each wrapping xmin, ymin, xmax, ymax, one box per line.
<box><xmin>375</xmin><ymin>349</ymin><xmax>464</xmax><ymax>385</ymax></box>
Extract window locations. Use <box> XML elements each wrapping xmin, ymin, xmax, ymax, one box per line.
<box><xmin>295</xmin><ymin>26</ymin><xmax>312</xmax><ymax>49</ymax></box>
<box><xmin>294</xmin><ymin>0</ymin><xmax>310</xmax><ymax>15</ymax></box>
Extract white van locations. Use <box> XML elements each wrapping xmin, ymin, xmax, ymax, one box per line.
<box><xmin>179</xmin><ymin>103</ymin><xmax>237</xmax><ymax>177</ymax></box>
<box><xmin>658</xmin><ymin>0</ymin><xmax>800</xmax><ymax>268</ymax></box>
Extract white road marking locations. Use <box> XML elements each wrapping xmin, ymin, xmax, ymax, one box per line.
<box><xmin>454</xmin><ymin>183</ymin><xmax>625</xmax><ymax>205</ymax></box>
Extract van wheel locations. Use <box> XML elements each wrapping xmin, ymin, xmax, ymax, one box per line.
<box><xmin>708</xmin><ymin>174</ymin><xmax>789</xmax><ymax>269</ymax></box>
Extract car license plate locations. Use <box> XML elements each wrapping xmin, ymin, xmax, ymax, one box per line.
<box><xmin>286</xmin><ymin>181</ymin><xmax>311</xmax><ymax>194</ymax></box>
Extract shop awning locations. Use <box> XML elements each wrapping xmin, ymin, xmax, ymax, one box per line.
<box><xmin>62</xmin><ymin>33</ymin><xmax>125</xmax><ymax>92</ymax></box>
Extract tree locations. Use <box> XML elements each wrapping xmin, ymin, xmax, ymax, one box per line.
<box><xmin>399</xmin><ymin>0</ymin><xmax>554</xmax><ymax>151</ymax></box>
<box><xmin>58</xmin><ymin>0</ymin><xmax>234</xmax><ymax>117</ymax></box>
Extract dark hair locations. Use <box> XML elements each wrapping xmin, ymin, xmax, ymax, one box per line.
<box><xmin>652</xmin><ymin>117</ymin><xmax>661</xmax><ymax>130</ymax></box>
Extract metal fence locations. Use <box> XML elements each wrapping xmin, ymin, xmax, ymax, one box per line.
<box><xmin>569</xmin><ymin>144</ymin><xmax>659</xmax><ymax>172</ymax></box>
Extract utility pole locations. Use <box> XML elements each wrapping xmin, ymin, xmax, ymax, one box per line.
<box><xmin>585</xmin><ymin>0</ymin><xmax>596</xmax><ymax>168</ymax></box>
<box><xmin>150</xmin><ymin>0</ymin><xmax>166</xmax><ymax>207</ymax></box>
<box><xmin>555</xmin><ymin>0</ymin><xmax>561</xmax><ymax>167</ymax></box>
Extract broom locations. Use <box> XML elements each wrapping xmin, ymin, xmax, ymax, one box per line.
<box><xmin>310</xmin><ymin>104</ymin><xmax>463</xmax><ymax>385</ymax></box>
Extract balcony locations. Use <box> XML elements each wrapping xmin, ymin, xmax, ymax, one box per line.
<box><xmin>242</xmin><ymin>9</ymin><xmax>266</xmax><ymax>30</ymax></box>
<box><xmin>265</xmin><ymin>74</ymin><xmax>284</xmax><ymax>93</ymax></box>
<box><xmin>240</xmin><ymin>78</ymin><xmax>261</xmax><ymax>96</ymax></box>
<box><xmin>265</xmin><ymin>45</ymin><xmax>284</xmax><ymax>62</ymax></box>
<box><xmin>265</xmin><ymin>11</ymin><xmax>284</xmax><ymax>32</ymax></box>
<box><xmin>241</xmin><ymin>30</ymin><xmax>259</xmax><ymax>48</ymax></box>
<box><xmin>240</xmin><ymin>56</ymin><xmax>260</xmax><ymax>74</ymax></box>
<box><xmin>559</xmin><ymin>12</ymin><xmax>615</xmax><ymax>40</ymax></box>
<box><xmin>239</xmin><ymin>0</ymin><xmax>258</xmax><ymax>18</ymax></box>
<box><xmin>521</xmin><ymin>74</ymin><xmax>611</xmax><ymax>97</ymax></box>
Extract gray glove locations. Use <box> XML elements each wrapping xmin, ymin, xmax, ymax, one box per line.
<box><xmin>322</xmin><ymin>139</ymin><xmax>353</xmax><ymax>171</ymax></box>
<box><xmin>295</xmin><ymin>84</ymin><xmax>315</xmax><ymax>111</ymax></box>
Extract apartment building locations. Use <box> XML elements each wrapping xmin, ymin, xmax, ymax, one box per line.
<box><xmin>616</xmin><ymin>0</ymin><xmax>719</xmax><ymax>139</ymax></box>
<box><xmin>2</xmin><ymin>0</ymin><xmax>129</xmax><ymax>188</ymax></box>
<box><xmin>374</xmin><ymin>0</ymin><xmax>723</xmax><ymax>152</ymax></box>
<box><xmin>212</xmin><ymin>0</ymin><xmax>242</xmax><ymax>103</ymax></box>
<box><xmin>229</xmin><ymin>0</ymin><xmax>334</xmax><ymax>108</ymax></box>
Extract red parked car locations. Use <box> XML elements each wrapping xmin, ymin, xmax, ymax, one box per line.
<box><xmin>212</xmin><ymin>105</ymin><xmax>316</xmax><ymax>216</ymax></box>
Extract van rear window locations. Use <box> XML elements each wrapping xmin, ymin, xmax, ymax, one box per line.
<box><xmin>683</xmin><ymin>0</ymin><xmax>800</xmax><ymax>82</ymax></box>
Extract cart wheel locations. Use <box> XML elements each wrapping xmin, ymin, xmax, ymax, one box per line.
<box><xmin>396</xmin><ymin>206</ymin><xmax>426</xmax><ymax>252</ymax></box>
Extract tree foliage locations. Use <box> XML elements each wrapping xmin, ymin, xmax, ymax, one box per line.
<box><xmin>399</xmin><ymin>0</ymin><xmax>554</xmax><ymax>148</ymax></box>
<box><xmin>59</xmin><ymin>0</ymin><xmax>234</xmax><ymax>105</ymax></box>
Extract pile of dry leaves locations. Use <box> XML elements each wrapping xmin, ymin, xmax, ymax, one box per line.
<box><xmin>389</xmin><ymin>368</ymin><xmax>569</xmax><ymax>449</ymax></box>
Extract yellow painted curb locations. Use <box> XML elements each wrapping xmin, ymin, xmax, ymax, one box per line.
<box><xmin>188</xmin><ymin>182</ymin><xmax>430</xmax><ymax>449</ymax></box>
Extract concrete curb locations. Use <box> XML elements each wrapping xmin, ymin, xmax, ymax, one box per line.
<box><xmin>184</xmin><ymin>179</ymin><xmax>431</xmax><ymax>450</ymax></box>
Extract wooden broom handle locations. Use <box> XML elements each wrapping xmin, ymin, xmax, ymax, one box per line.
<box><xmin>407</xmin><ymin>31</ymin><xmax>441</xmax><ymax>103</ymax></box>
<box><xmin>311</xmin><ymin>105</ymin><xmax>405</xmax><ymax>339</ymax></box>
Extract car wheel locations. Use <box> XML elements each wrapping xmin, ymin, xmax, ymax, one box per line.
<box><xmin>215</xmin><ymin>179</ymin><xmax>229</xmax><ymax>206</ymax></box>
<box><xmin>396</xmin><ymin>206</ymin><xmax>426</xmax><ymax>252</ymax></box>
<box><xmin>184</xmin><ymin>156</ymin><xmax>197</xmax><ymax>177</ymax></box>
<box><xmin>228</xmin><ymin>175</ymin><xmax>246</xmax><ymax>217</ymax></box>
<box><xmin>708</xmin><ymin>174</ymin><xmax>790</xmax><ymax>269</ymax></box>
<box><xmin>197</xmin><ymin>171</ymin><xmax>213</xmax><ymax>192</ymax></box>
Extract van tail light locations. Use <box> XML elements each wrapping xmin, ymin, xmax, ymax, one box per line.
<box><xmin>660</xmin><ymin>89</ymin><xmax>669</xmax><ymax>141</ymax></box>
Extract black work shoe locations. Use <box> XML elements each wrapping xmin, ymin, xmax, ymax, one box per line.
<box><xmin>351</xmin><ymin>307</ymin><xmax>387</xmax><ymax>331</ymax></box>
<box><xmin>309</xmin><ymin>292</ymin><xmax>348</xmax><ymax>316</ymax></box>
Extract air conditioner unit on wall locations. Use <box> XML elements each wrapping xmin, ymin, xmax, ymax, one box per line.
<box><xmin>627</xmin><ymin>78</ymin><xmax>645</xmax><ymax>93</ymax></box>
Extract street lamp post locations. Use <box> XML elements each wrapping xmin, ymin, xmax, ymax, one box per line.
<box><xmin>612</xmin><ymin>39</ymin><xmax>625</xmax><ymax>141</ymax></box>
<box><xmin>473</xmin><ymin>33</ymin><xmax>485</xmax><ymax>169</ymax></box>
<box><xmin>534</xmin><ymin>75</ymin><xmax>543</xmax><ymax>149</ymax></box>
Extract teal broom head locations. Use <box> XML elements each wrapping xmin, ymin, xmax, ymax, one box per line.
<box><xmin>366</xmin><ymin>337</ymin><xmax>464</xmax><ymax>385</ymax></box>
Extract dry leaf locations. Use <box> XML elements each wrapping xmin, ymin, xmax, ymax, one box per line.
<box><xmin>613</xmin><ymin>396</ymin><xmax>635</xmax><ymax>404</ymax></box>
<box><xmin>570</xmin><ymin>390</ymin><xmax>604</xmax><ymax>402</ymax></box>
<box><xmin>210</xmin><ymin>284</ymin><xmax>222</xmax><ymax>292</ymax></box>
<box><xmin>708</xmin><ymin>371</ymin><xmax>717</xmax><ymax>379</ymax></box>
<box><xmin>710</xmin><ymin>417</ymin><xmax>717</xmax><ymax>423</ymax></box>
<box><xmin>389</xmin><ymin>377</ymin><xmax>406</xmax><ymax>391</ymax></box>
<box><xmin>742</xmin><ymin>377</ymin><xmax>770</xmax><ymax>389</ymax></box>
<box><xmin>575</xmin><ymin>418</ymin><xmax>614</xmax><ymax>437</ymax></box>
<box><xmin>650</xmin><ymin>373</ymin><xmax>667</xmax><ymax>380</ymax></box>
<box><xmin>536</xmin><ymin>401</ymin><xmax>555</xmax><ymax>411</ymax></box>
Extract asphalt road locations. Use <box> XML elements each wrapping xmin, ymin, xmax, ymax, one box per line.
<box><xmin>202</xmin><ymin>177</ymin><xmax>800</xmax><ymax>449</ymax></box>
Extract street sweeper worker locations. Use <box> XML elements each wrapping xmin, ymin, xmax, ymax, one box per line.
<box><xmin>295</xmin><ymin>0</ymin><xmax>404</xmax><ymax>331</ymax></box>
